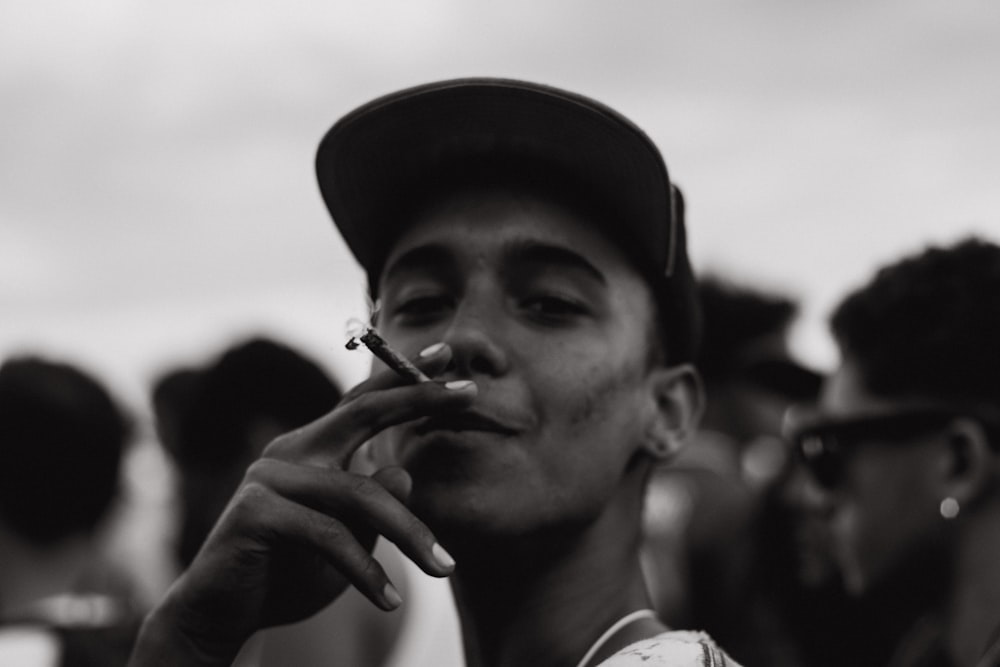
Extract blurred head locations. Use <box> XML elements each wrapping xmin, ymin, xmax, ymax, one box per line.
<box><xmin>0</xmin><ymin>356</ymin><xmax>130</xmax><ymax>547</ymax></box>
<box><xmin>694</xmin><ymin>277</ymin><xmax>821</xmax><ymax>483</ymax></box>
<box><xmin>788</xmin><ymin>237</ymin><xmax>1000</xmax><ymax>595</ymax></box>
<box><xmin>318</xmin><ymin>79</ymin><xmax>704</xmax><ymax>542</ymax></box>
<box><xmin>156</xmin><ymin>338</ymin><xmax>342</xmax><ymax>469</ymax></box>
<box><xmin>152</xmin><ymin>337</ymin><xmax>341</xmax><ymax>566</ymax></box>
<box><xmin>150</xmin><ymin>367</ymin><xmax>201</xmax><ymax>460</ymax></box>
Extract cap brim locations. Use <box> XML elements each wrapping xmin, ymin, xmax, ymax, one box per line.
<box><xmin>316</xmin><ymin>78</ymin><xmax>676</xmax><ymax>279</ymax></box>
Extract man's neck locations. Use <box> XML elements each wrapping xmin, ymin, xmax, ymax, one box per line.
<box><xmin>444</xmin><ymin>494</ymin><xmax>662</xmax><ymax>667</ymax></box>
<box><xmin>945</xmin><ymin>507</ymin><xmax>1000</xmax><ymax>666</ymax></box>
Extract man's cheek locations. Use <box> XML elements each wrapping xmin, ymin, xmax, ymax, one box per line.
<box><xmin>831</xmin><ymin>506</ymin><xmax>869</xmax><ymax>594</ymax></box>
<box><xmin>565</xmin><ymin>374</ymin><xmax>615</xmax><ymax>429</ymax></box>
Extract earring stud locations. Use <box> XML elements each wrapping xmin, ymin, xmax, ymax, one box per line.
<box><xmin>940</xmin><ymin>497</ymin><xmax>960</xmax><ymax>520</ymax></box>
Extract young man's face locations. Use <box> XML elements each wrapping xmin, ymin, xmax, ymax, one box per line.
<box><xmin>367</xmin><ymin>187</ymin><xmax>674</xmax><ymax>539</ymax></box>
<box><xmin>802</xmin><ymin>359</ymin><xmax>946</xmax><ymax>595</ymax></box>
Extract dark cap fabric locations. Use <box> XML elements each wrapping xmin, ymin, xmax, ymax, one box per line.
<box><xmin>315</xmin><ymin>77</ymin><xmax>700</xmax><ymax>362</ymax></box>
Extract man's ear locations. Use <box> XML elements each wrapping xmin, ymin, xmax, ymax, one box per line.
<box><xmin>938</xmin><ymin>417</ymin><xmax>996</xmax><ymax>512</ymax></box>
<box><xmin>640</xmin><ymin>363</ymin><xmax>704</xmax><ymax>460</ymax></box>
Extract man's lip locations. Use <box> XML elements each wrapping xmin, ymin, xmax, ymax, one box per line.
<box><xmin>414</xmin><ymin>411</ymin><xmax>519</xmax><ymax>436</ymax></box>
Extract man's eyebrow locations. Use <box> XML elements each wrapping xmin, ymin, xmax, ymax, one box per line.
<box><xmin>381</xmin><ymin>244</ymin><xmax>454</xmax><ymax>285</ymax></box>
<box><xmin>504</xmin><ymin>240</ymin><xmax>607</xmax><ymax>285</ymax></box>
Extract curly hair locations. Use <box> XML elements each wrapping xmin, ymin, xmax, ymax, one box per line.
<box><xmin>831</xmin><ymin>236</ymin><xmax>1000</xmax><ymax>405</ymax></box>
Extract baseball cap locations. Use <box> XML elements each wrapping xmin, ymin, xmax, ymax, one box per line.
<box><xmin>315</xmin><ymin>77</ymin><xmax>700</xmax><ymax>362</ymax></box>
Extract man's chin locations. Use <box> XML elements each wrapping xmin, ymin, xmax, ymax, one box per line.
<box><xmin>409</xmin><ymin>495</ymin><xmax>502</xmax><ymax>547</ymax></box>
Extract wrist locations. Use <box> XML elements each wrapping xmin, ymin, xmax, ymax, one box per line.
<box><xmin>128</xmin><ymin>592</ymin><xmax>245</xmax><ymax>667</ymax></box>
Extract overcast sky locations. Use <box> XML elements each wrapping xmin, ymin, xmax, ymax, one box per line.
<box><xmin>3</xmin><ymin>0</ymin><xmax>1000</xmax><ymax>409</ymax></box>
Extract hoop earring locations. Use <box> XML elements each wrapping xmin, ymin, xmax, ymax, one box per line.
<box><xmin>940</xmin><ymin>497</ymin><xmax>960</xmax><ymax>520</ymax></box>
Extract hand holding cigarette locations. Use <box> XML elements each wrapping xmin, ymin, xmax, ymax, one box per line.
<box><xmin>129</xmin><ymin>323</ymin><xmax>471</xmax><ymax>666</ymax></box>
<box><xmin>346</xmin><ymin>321</ymin><xmax>432</xmax><ymax>384</ymax></box>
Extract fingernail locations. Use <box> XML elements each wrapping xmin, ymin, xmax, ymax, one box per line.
<box><xmin>383</xmin><ymin>582</ymin><xmax>403</xmax><ymax>609</ymax></box>
<box><xmin>419</xmin><ymin>342</ymin><xmax>445</xmax><ymax>358</ymax></box>
<box><xmin>432</xmin><ymin>542</ymin><xmax>456</xmax><ymax>569</ymax></box>
<box><xmin>444</xmin><ymin>380</ymin><xmax>475</xmax><ymax>391</ymax></box>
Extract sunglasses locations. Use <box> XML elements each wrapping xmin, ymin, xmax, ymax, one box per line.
<box><xmin>786</xmin><ymin>404</ymin><xmax>999</xmax><ymax>491</ymax></box>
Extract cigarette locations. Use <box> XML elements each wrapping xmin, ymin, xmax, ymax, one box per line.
<box><xmin>346</xmin><ymin>323</ymin><xmax>431</xmax><ymax>384</ymax></box>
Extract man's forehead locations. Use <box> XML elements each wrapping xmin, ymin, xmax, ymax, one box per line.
<box><xmin>820</xmin><ymin>362</ymin><xmax>867</xmax><ymax>415</ymax></box>
<box><xmin>380</xmin><ymin>187</ymin><xmax>632</xmax><ymax>278</ymax></box>
<box><xmin>820</xmin><ymin>358</ymin><xmax>903</xmax><ymax>416</ymax></box>
<box><xmin>410</xmin><ymin>182</ymin><xmax>603</xmax><ymax>232</ymax></box>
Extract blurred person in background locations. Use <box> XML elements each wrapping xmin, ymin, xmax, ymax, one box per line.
<box><xmin>0</xmin><ymin>356</ymin><xmax>141</xmax><ymax>667</ymax></box>
<box><xmin>152</xmin><ymin>337</ymin><xmax>344</xmax><ymax>571</ymax></box>
<box><xmin>641</xmin><ymin>276</ymin><xmax>822</xmax><ymax>666</ymax></box>
<box><xmin>786</xmin><ymin>237</ymin><xmax>1000</xmax><ymax>667</ymax></box>
<box><xmin>152</xmin><ymin>336</ymin><xmax>421</xmax><ymax>667</ymax></box>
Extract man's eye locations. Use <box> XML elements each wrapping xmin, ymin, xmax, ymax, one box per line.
<box><xmin>521</xmin><ymin>295</ymin><xmax>587</xmax><ymax>320</ymax></box>
<box><xmin>394</xmin><ymin>295</ymin><xmax>453</xmax><ymax>321</ymax></box>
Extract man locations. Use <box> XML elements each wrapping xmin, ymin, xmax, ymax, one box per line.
<box><xmin>129</xmin><ymin>78</ymin><xmax>740</xmax><ymax>666</ymax></box>
<box><xmin>785</xmin><ymin>238</ymin><xmax>1000</xmax><ymax>667</ymax></box>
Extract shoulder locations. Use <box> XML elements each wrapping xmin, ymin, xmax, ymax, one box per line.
<box><xmin>599</xmin><ymin>630</ymin><xmax>742</xmax><ymax>667</ymax></box>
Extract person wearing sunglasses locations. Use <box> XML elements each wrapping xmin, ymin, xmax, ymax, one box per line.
<box><xmin>785</xmin><ymin>237</ymin><xmax>1000</xmax><ymax>667</ymax></box>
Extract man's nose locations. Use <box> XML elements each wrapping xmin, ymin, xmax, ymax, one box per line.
<box><xmin>440</xmin><ymin>300</ymin><xmax>510</xmax><ymax>378</ymax></box>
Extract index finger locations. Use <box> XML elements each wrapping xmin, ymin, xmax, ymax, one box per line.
<box><xmin>265</xmin><ymin>378</ymin><xmax>477</xmax><ymax>468</ymax></box>
<box><xmin>341</xmin><ymin>339</ymin><xmax>453</xmax><ymax>401</ymax></box>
